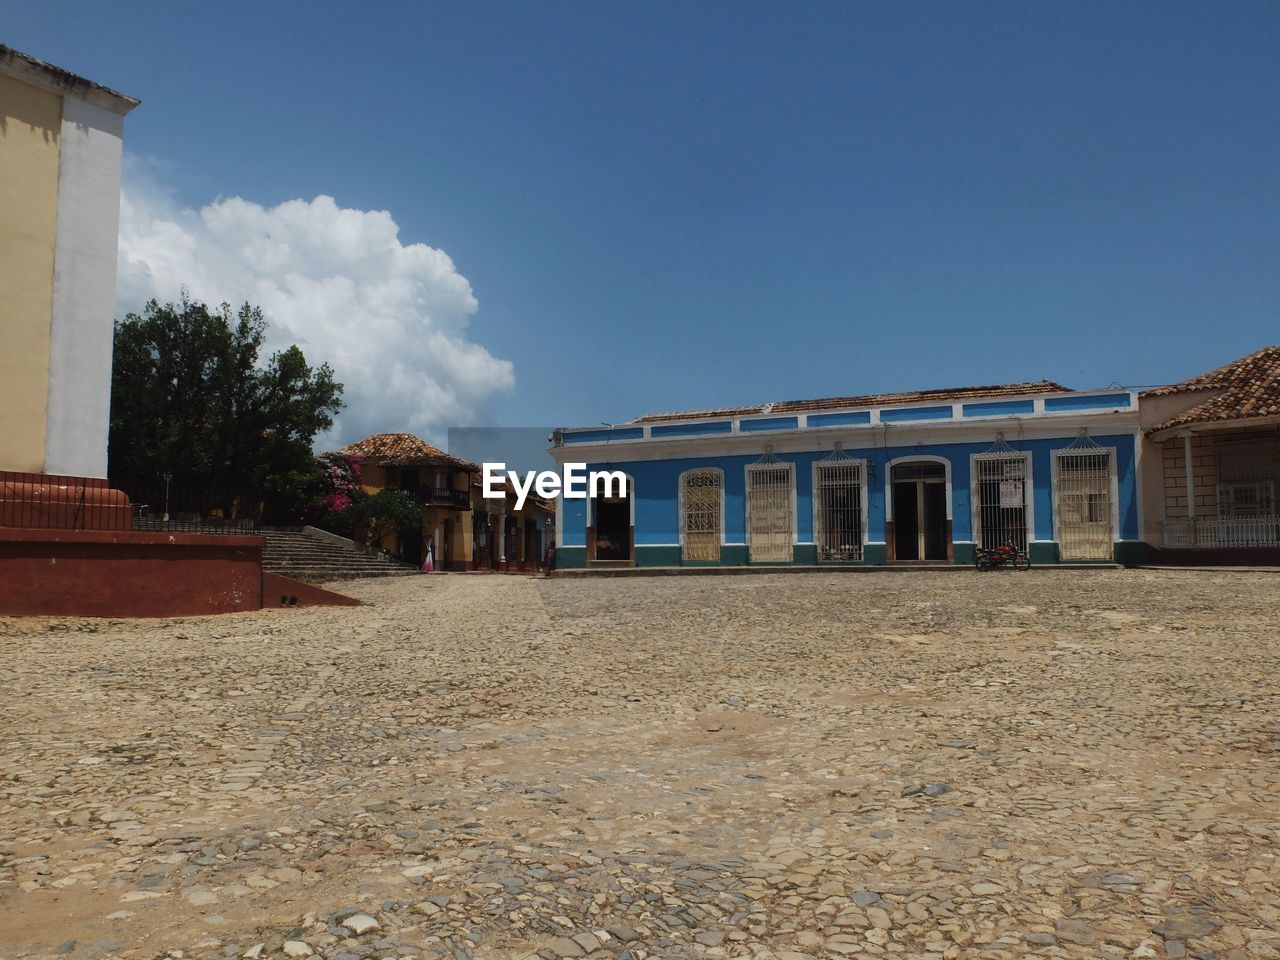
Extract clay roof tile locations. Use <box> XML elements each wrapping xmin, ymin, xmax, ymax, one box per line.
<box><xmin>631</xmin><ymin>380</ymin><xmax>1069</xmax><ymax>424</ymax></box>
<box><xmin>336</xmin><ymin>433</ymin><xmax>479</xmax><ymax>470</ymax></box>
<box><xmin>1141</xmin><ymin>346</ymin><xmax>1280</xmax><ymax>434</ymax></box>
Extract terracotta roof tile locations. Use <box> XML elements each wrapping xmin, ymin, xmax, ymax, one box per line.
<box><xmin>336</xmin><ymin>433</ymin><xmax>479</xmax><ymax>470</ymax></box>
<box><xmin>1142</xmin><ymin>346</ymin><xmax>1280</xmax><ymax>433</ymax></box>
<box><xmin>632</xmin><ymin>380</ymin><xmax>1069</xmax><ymax>424</ymax></box>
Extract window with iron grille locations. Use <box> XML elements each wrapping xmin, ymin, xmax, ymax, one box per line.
<box><xmin>1217</xmin><ymin>440</ymin><xmax>1280</xmax><ymax>520</ymax></box>
<box><xmin>746</xmin><ymin>456</ymin><xmax>794</xmax><ymax>562</ymax></box>
<box><xmin>1055</xmin><ymin>439</ymin><xmax>1113</xmax><ymax>560</ymax></box>
<box><xmin>974</xmin><ymin>452</ymin><xmax>1029</xmax><ymax>551</ymax></box>
<box><xmin>681</xmin><ymin>469</ymin><xmax>722</xmax><ymax>561</ymax></box>
<box><xmin>815</xmin><ymin>457</ymin><xmax>863</xmax><ymax>561</ymax></box>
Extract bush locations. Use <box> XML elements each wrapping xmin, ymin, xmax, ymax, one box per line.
<box><xmin>347</xmin><ymin>489</ymin><xmax>423</xmax><ymax>549</ymax></box>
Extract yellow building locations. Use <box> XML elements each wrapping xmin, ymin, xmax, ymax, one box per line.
<box><xmin>468</xmin><ymin>475</ymin><xmax>556</xmax><ymax>572</ymax></box>
<box><xmin>0</xmin><ymin>46</ymin><xmax>138</xmax><ymax>479</ymax></box>
<box><xmin>336</xmin><ymin>433</ymin><xmax>478</xmax><ymax>570</ymax></box>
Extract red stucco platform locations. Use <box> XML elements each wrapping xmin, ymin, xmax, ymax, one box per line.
<box><xmin>0</xmin><ymin>528</ymin><xmax>358</xmax><ymax>617</ymax></box>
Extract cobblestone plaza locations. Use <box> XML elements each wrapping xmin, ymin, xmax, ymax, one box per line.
<box><xmin>2</xmin><ymin>571</ymin><xmax>1278</xmax><ymax>959</ymax></box>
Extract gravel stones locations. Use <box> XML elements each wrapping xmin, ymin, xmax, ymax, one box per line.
<box><xmin>1</xmin><ymin>570</ymin><xmax>1278</xmax><ymax>959</ymax></box>
<box><xmin>1054</xmin><ymin>918</ymin><xmax>1096</xmax><ymax>945</ymax></box>
<box><xmin>338</xmin><ymin>912</ymin><xmax>379</xmax><ymax>935</ymax></box>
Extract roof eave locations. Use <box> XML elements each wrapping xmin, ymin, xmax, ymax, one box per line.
<box><xmin>0</xmin><ymin>45</ymin><xmax>139</xmax><ymax>115</ymax></box>
<box><xmin>1147</xmin><ymin>412</ymin><xmax>1280</xmax><ymax>440</ymax></box>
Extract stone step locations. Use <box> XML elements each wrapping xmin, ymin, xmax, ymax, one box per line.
<box><xmin>259</xmin><ymin>528</ymin><xmax>420</xmax><ymax>581</ymax></box>
<box><xmin>281</xmin><ymin>568</ymin><xmax>422</xmax><ymax>582</ymax></box>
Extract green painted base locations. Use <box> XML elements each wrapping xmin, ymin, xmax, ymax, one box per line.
<box><xmin>1029</xmin><ymin>541</ymin><xmax>1060</xmax><ymax>564</ymax></box>
<box><xmin>561</xmin><ymin>539</ymin><xmax>1139</xmax><ymax>570</ymax></box>
<box><xmin>557</xmin><ymin>546</ymin><xmax>587</xmax><ymax>569</ymax></box>
<box><xmin>635</xmin><ymin>545</ymin><xmax>682</xmax><ymax>567</ymax></box>
<box><xmin>1113</xmin><ymin>541</ymin><xmax>1146</xmax><ymax>567</ymax></box>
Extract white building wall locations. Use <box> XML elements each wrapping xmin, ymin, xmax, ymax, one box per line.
<box><xmin>44</xmin><ymin>96</ymin><xmax>127</xmax><ymax>479</ymax></box>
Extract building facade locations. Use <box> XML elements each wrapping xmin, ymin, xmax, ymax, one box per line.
<box><xmin>338</xmin><ymin>433</ymin><xmax>477</xmax><ymax>569</ymax></box>
<box><xmin>0</xmin><ymin>46</ymin><xmax>138</xmax><ymax>479</ymax></box>
<box><xmin>552</xmin><ymin>382</ymin><xmax>1143</xmax><ymax>568</ymax></box>
<box><xmin>336</xmin><ymin>432</ymin><xmax>555</xmax><ymax>571</ymax></box>
<box><xmin>1138</xmin><ymin>346</ymin><xmax>1280</xmax><ymax>564</ymax></box>
<box><xmin>469</xmin><ymin>475</ymin><xmax>556</xmax><ymax>572</ymax></box>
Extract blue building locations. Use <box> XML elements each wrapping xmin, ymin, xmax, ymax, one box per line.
<box><xmin>550</xmin><ymin>380</ymin><xmax>1143</xmax><ymax>568</ymax></box>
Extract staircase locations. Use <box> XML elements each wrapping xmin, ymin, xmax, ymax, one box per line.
<box><xmin>261</xmin><ymin>527</ymin><xmax>421</xmax><ymax>583</ymax></box>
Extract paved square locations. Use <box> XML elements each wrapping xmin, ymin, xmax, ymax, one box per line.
<box><xmin>2</xmin><ymin>570</ymin><xmax>1278</xmax><ymax>960</ymax></box>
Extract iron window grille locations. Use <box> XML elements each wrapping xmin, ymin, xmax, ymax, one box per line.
<box><xmin>681</xmin><ymin>469</ymin><xmax>723</xmax><ymax>562</ymax></box>
<box><xmin>746</xmin><ymin>448</ymin><xmax>795</xmax><ymax>562</ymax></box>
<box><xmin>1054</xmin><ymin>433</ymin><xmax>1114</xmax><ymax>560</ymax></box>
<box><xmin>814</xmin><ymin>445</ymin><xmax>864</xmax><ymax>561</ymax></box>
<box><xmin>974</xmin><ymin>436</ymin><xmax>1030</xmax><ymax>551</ymax></box>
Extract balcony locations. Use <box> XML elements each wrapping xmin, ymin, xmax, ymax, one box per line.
<box><xmin>405</xmin><ymin>486</ymin><xmax>471</xmax><ymax>509</ymax></box>
<box><xmin>1163</xmin><ymin>516</ymin><xmax>1280</xmax><ymax>548</ymax></box>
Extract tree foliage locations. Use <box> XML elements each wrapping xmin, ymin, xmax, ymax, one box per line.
<box><xmin>343</xmin><ymin>489</ymin><xmax>423</xmax><ymax>548</ymax></box>
<box><xmin>108</xmin><ymin>296</ymin><xmax>344</xmax><ymax>519</ymax></box>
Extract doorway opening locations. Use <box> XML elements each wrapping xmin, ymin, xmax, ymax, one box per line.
<box><xmin>589</xmin><ymin>486</ymin><xmax>633</xmax><ymax>563</ymax></box>
<box><xmin>890</xmin><ymin>461</ymin><xmax>949</xmax><ymax>561</ymax></box>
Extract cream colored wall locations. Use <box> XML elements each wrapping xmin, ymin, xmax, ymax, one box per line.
<box><xmin>1138</xmin><ymin>435</ymin><xmax>1166</xmax><ymax>542</ymax></box>
<box><xmin>0</xmin><ymin>74</ymin><xmax>61</xmax><ymax>473</ymax></box>
<box><xmin>1160</xmin><ymin>434</ymin><xmax>1218</xmax><ymax>521</ymax></box>
<box><xmin>1160</xmin><ymin>424</ymin><xmax>1280</xmax><ymax>524</ymax></box>
<box><xmin>1139</xmin><ymin>391</ymin><xmax>1230</xmax><ymax>541</ymax></box>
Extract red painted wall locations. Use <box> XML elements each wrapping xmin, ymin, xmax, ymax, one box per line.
<box><xmin>262</xmin><ymin>572</ymin><xmax>361</xmax><ymax>608</ymax></box>
<box><xmin>0</xmin><ymin>529</ymin><xmax>264</xmax><ymax>617</ymax></box>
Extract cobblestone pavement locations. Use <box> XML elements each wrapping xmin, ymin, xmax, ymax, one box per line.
<box><xmin>2</xmin><ymin>570</ymin><xmax>1279</xmax><ymax>960</ymax></box>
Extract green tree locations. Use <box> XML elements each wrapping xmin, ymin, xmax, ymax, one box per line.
<box><xmin>108</xmin><ymin>295</ymin><xmax>344</xmax><ymax>520</ymax></box>
<box><xmin>346</xmin><ymin>489</ymin><xmax>423</xmax><ymax>550</ymax></box>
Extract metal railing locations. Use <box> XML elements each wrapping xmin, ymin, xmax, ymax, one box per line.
<box><xmin>0</xmin><ymin>470</ymin><xmax>132</xmax><ymax>531</ymax></box>
<box><xmin>132</xmin><ymin>514</ymin><xmax>261</xmax><ymax>535</ymax></box>
<box><xmin>405</xmin><ymin>486</ymin><xmax>471</xmax><ymax>508</ymax></box>
<box><xmin>1163</xmin><ymin>517</ymin><xmax>1280</xmax><ymax>548</ymax></box>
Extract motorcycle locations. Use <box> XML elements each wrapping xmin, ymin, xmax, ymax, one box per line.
<box><xmin>974</xmin><ymin>542</ymin><xmax>1031</xmax><ymax>571</ymax></box>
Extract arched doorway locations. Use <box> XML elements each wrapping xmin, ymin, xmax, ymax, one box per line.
<box><xmin>889</xmin><ymin>460</ymin><xmax>950</xmax><ymax>561</ymax></box>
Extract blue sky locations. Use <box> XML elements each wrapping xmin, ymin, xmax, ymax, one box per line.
<box><xmin>6</xmin><ymin>1</ymin><xmax>1279</xmax><ymax>443</ymax></box>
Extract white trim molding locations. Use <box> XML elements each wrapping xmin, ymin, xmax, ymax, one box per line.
<box><xmin>885</xmin><ymin>454</ymin><xmax>953</xmax><ymax>522</ymax></box>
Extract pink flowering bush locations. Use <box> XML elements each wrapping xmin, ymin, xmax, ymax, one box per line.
<box><xmin>307</xmin><ymin>453</ymin><xmax>362</xmax><ymax>529</ymax></box>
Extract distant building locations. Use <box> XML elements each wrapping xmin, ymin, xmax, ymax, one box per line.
<box><xmin>552</xmin><ymin>381</ymin><xmax>1143</xmax><ymax>568</ymax></box>
<box><xmin>468</xmin><ymin>473</ymin><xmax>556</xmax><ymax>573</ymax></box>
<box><xmin>336</xmin><ymin>432</ymin><xmax>556</xmax><ymax>572</ymax></box>
<box><xmin>0</xmin><ymin>46</ymin><xmax>138</xmax><ymax>479</ymax></box>
<box><xmin>1139</xmin><ymin>346</ymin><xmax>1280</xmax><ymax>563</ymax></box>
<box><xmin>337</xmin><ymin>433</ymin><xmax>477</xmax><ymax>569</ymax></box>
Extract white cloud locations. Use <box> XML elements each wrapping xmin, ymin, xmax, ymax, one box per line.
<box><xmin>116</xmin><ymin>166</ymin><xmax>516</xmax><ymax>448</ymax></box>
